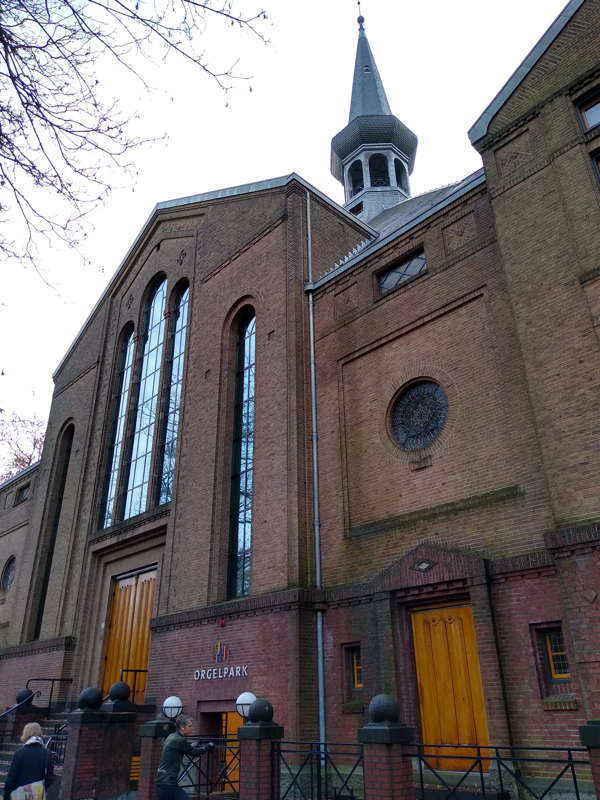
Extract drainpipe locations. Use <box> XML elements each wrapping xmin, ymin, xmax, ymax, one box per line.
<box><xmin>305</xmin><ymin>190</ymin><xmax>327</xmax><ymax>745</ymax></box>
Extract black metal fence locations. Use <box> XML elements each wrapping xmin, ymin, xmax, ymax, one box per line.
<box><xmin>275</xmin><ymin>741</ymin><xmax>364</xmax><ymax>800</ymax></box>
<box><xmin>407</xmin><ymin>743</ymin><xmax>592</xmax><ymax>800</ymax></box>
<box><xmin>179</xmin><ymin>737</ymin><xmax>240</xmax><ymax>797</ymax></box>
<box><xmin>46</xmin><ymin>722</ymin><xmax>68</xmax><ymax>767</ymax></box>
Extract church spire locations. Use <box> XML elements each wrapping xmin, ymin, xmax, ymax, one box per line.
<box><xmin>330</xmin><ymin>14</ymin><xmax>418</xmax><ymax>223</ymax></box>
<box><xmin>349</xmin><ymin>15</ymin><xmax>392</xmax><ymax>121</ymax></box>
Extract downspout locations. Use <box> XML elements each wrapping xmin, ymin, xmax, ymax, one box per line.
<box><xmin>305</xmin><ymin>190</ymin><xmax>327</xmax><ymax>745</ymax></box>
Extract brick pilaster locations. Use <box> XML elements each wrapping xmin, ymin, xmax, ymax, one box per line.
<box><xmin>137</xmin><ymin>719</ymin><xmax>175</xmax><ymax>800</ymax></box>
<box><xmin>580</xmin><ymin>721</ymin><xmax>600</xmax><ymax>799</ymax></box>
<box><xmin>238</xmin><ymin>702</ymin><xmax>284</xmax><ymax>800</ymax></box>
<box><xmin>358</xmin><ymin>695</ymin><xmax>415</xmax><ymax>800</ymax></box>
<box><xmin>60</xmin><ymin>710</ymin><xmax>137</xmax><ymax>800</ymax></box>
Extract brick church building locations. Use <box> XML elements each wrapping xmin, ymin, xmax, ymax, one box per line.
<box><xmin>1</xmin><ymin>0</ymin><xmax>600</xmax><ymax>759</ymax></box>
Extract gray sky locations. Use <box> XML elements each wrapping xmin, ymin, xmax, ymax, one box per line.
<box><xmin>0</xmin><ymin>0</ymin><xmax>568</xmax><ymax>427</ymax></box>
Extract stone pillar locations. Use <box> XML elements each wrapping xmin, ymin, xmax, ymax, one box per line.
<box><xmin>137</xmin><ymin>718</ymin><xmax>175</xmax><ymax>800</ymax></box>
<box><xmin>238</xmin><ymin>699</ymin><xmax>284</xmax><ymax>800</ymax></box>
<box><xmin>60</xmin><ymin>688</ymin><xmax>137</xmax><ymax>800</ymax></box>
<box><xmin>358</xmin><ymin>695</ymin><xmax>415</xmax><ymax>800</ymax></box>
<box><xmin>580</xmin><ymin>720</ymin><xmax>600</xmax><ymax>799</ymax></box>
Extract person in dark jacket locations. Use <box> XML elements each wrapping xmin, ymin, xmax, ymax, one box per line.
<box><xmin>155</xmin><ymin>714</ymin><xmax>214</xmax><ymax>800</ymax></box>
<box><xmin>3</xmin><ymin>722</ymin><xmax>54</xmax><ymax>800</ymax></box>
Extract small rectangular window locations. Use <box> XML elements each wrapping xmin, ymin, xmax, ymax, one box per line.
<box><xmin>531</xmin><ymin>623</ymin><xmax>572</xmax><ymax>703</ymax></box>
<box><xmin>344</xmin><ymin>644</ymin><xmax>363</xmax><ymax>695</ymax></box>
<box><xmin>581</xmin><ymin>96</ymin><xmax>600</xmax><ymax>131</ymax></box>
<box><xmin>349</xmin><ymin>202</ymin><xmax>363</xmax><ymax>216</ymax></box>
<box><xmin>544</xmin><ymin>629</ymin><xmax>570</xmax><ymax>680</ymax></box>
<box><xmin>377</xmin><ymin>251</ymin><xmax>427</xmax><ymax>296</ymax></box>
<box><xmin>14</xmin><ymin>484</ymin><xmax>31</xmax><ymax>505</ymax></box>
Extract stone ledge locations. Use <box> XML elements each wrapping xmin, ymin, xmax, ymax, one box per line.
<box><xmin>349</xmin><ymin>485</ymin><xmax>523</xmax><ymax>539</ymax></box>
<box><xmin>0</xmin><ymin>635</ymin><xmax>74</xmax><ymax>661</ymax></box>
<box><xmin>544</xmin><ymin>521</ymin><xmax>600</xmax><ymax>552</ymax></box>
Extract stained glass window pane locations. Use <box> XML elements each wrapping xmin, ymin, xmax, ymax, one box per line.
<box><xmin>378</xmin><ymin>252</ymin><xmax>427</xmax><ymax>296</ymax></box>
<box><xmin>228</xmin><ymin>314</ymin><xmax>255</xmax><ymax>598</ymax></box>
<box><xmin>158</xmin><ymin>287</ymin><xmax>190</xmax><ymax>505</ymax></box>
<box><xmin>390</xmin><ymin>381</ymin><xmax>448</xmax><ymax>450</ymax></box>
<box><xmin>124</xmin><ymin>280</ymin><xmax>167</xmax><ymax>520</ymax></box>
<box><xmin>101</xmin><ymin>330</ymin><xmax>134</xmax><ymax>528</ymax></box>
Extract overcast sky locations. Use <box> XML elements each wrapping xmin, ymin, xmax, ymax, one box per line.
<box><xmin>1</xmin><ymin>0</ymin><xmax>568</xmax><ymax>427</ymax></box>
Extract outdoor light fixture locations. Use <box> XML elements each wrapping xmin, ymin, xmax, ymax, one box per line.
<box><xmin>162</xmin><ymin>695</ymin><xmax>183</xmax><ymax>719</ymax></box>
<box><xmin>235</xmin><ymin>691</ymin><xmax>257</xmax><ymax>720</ymax></box>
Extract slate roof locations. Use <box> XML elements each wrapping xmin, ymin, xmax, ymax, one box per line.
<box><xmin>330</xmin><ymin>18</ymin><xmax>418</xmax><ymax>181</ymax></box>
<box><xmin>312</xmin><ymin>168</ymin><xmax>486</xmax><ymax>289</ymax></box>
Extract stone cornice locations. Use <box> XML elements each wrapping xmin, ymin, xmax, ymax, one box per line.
<box><xmin>151</xmin><ymin>588</ymin><xmax>319</xmax><ymax>632</ymax></box>
<box><xmin>0</xmin><ymin>635</ymin><xmax>74</xmax><ymax>661</ymax></box>
<box><xmin>544</xmin><ymin>520</ymin><xmax>600</xmax><ymax>553</ymax></box>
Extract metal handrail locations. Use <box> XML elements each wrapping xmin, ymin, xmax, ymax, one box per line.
<box><xmin>119</xmin><ymin>668</ymin><xmax>147</xmax><ymax>703</ymax></box>
<box><xmin>25</xmin><ymin>678</ymin><xmax>72</xmax><ymax>712</ymax></box>
<box><xmin>0</xmin><ymin>690</ymin><xmax>42</xmax><ymax>722</ymax></box>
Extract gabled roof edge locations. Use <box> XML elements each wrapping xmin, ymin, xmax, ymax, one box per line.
<box><xmin>309</xmin><ymin>168</ymin><xmax>486</xmax><ymax>291</ymax></box>
<box><xmin>52</xmin><ymin>173</ymin><xmax>374</xmax><ymax>380</ymax></box>
<box><xmin>0</xmin><ymin>461</ymin><xmax>41</xmax><ymax>492</ymax></box>
<box><xmin>468</xmin><ymin>0</ymin><xmax>586</xmax><ymax>145</ymax></box>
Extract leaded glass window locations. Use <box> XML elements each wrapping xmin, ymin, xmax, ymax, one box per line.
<box><xmin>228</xmin><ymin>312</ymin><xmax>255</xmax><ymax>598</ymax></box>
<box><xmin>390</xmin><ymin>380</ymin><xmax>448</xmax><ymax>450</ymax></box>
<box><xmin>101</xmin><ymin>330</ymin><xmax>134</xmax><ymax>528</ymax></box>
<box><xmin>158</xmin><ymin>286</ymin><xmax>190</xmax><ymax>505</ymax></box>
<box><xmin>378</xmin><ymin>252</ymin><xmax>427</xmax><ymax>296</ymax></box>
<box><xmin>124</xmin><ymin>280</ymin><xmax>167</xmax><ymax>519</ymax></box>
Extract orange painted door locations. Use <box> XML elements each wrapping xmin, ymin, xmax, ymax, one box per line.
<box><xmin>411</xmin><ymin>604</ymin><xmax>490</xmax><ymax>770</ymax></box>
<box><xmin>102</xmin><ymin>568</ymin><xmax>156</xmax><ymax>704</ymax></box>
<box><xmin>219</xmin><ymin>712</ymin><xmax>243</xmax><ymax>791</ymax></box>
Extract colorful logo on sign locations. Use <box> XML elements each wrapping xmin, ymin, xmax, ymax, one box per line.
<box><xmin>214</xmin><ymin>641</ymin><xmax>230</xmax><ymax>663</ymax></box>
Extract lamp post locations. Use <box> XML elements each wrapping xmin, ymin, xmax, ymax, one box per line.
<box><xmin>235</xmin><ymin>691</ymin><xmax>257</xmax><ymax>723</ymax></box>
<box><xmin>162</xmin><ymin>695</ymin><xmax>183</xmax><ymax>720</ymax></box>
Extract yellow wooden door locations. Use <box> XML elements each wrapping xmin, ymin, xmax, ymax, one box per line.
<box><xmin>219</xmin><ymin>711</ymin><xmax>243</xmax><ymax>792</ymax></box>
<box><xmin>102</xmin><ymin>568</ymin><xmax>156</xmax><ymax>704</ymax></box>
<box><xmin>411</xmin><ymin>604</ymin><xmax>490</xmax><ymax>770</ymax></box>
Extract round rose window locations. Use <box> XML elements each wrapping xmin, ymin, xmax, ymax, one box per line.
<box><xmin>390</xmin><ymin>381</ymin><xmax>448</xmax><ymax>450</ymax></box>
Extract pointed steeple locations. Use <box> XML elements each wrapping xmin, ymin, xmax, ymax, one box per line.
<box><xmin>349</xmin><ymin>16</ymin><xmax>392</xmax><ymax>120</ymax></box>
<box><xmin>331</xmin><ymin>15</ymin><xmax>418</xmax><ymax>223</ymax></box>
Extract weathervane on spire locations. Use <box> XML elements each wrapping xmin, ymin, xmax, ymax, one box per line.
<box><xmin>357</xmin><ymin>0</ymin><xmax>364</xmax><ymax>30</ymax></box>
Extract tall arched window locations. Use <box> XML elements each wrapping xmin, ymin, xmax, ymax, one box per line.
<box><xmin>124</xmin><ymin>279</ymin><xmax>167</xmax><ymax>519</ymax></box>
<box><xmin>348</xmin><ymin>160</ymin><xmax>364</xmax><ymax>197</ymax></box>
<box><xmin>101</xmin><ymin>327</ymin><xmax>134</xmax><ymax>528</ymax></box>
<box><xmin>227</xmin><ymin>311</ymin><xmax>256</xmax><ymax>598</ymax></box>
<box><xmin>157</xmin><ymin>285</ymin><xmax>190</xmax><ymax>505</ymax></box>
<box><xmin>394</xmin><ymin>158</ymin><xmax>408</xmax><ymax>192</ymax></box>
<box><xmin>33</xmin><ymin>423</ymin><xmax>74</xmax><ymax>639</ymax></box>
<box><xmin>369</xmin><ymin>153</ymin><xmax>390</xmax><ymax>187</ymax></box>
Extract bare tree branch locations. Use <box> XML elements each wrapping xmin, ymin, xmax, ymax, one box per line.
<box><xmin>0</xmin><ymin>0</ymin><xmax>269</xmax><ymax>264</ymax></box>
<box><xmin>0</xmin><ymin>412</ymin><xmax>46</xmax><ymax>481</ymax></box>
